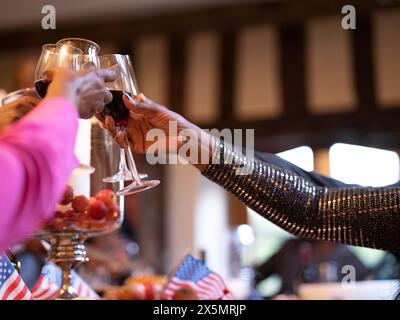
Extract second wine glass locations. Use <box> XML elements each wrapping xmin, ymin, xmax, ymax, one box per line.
<box><xmin>98</xmin><ymin>54</ymin><xmax>159</xmax><ymax>195</ymax></box>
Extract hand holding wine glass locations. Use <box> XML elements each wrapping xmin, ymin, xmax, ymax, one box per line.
<box><xmin>34</xmin><ymin>42</ymin><xmax>115</xmax><ymax>119</ymax></box>
<box><xmin>102</xmin><ymin>93</ymin><xmax>214</xmax><ymax>172</ymax></box>
<box><xmin>44</xmin><ymin>67</ymin><xmax>115</xmax><ymax>119</ymax></box>
<box><xmin>97</xmin><ymin>54</ymin><xmax>159</xmax><ymax>195</ymax></box>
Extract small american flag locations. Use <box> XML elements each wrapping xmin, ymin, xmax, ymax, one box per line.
<box><xmin>161</xmin><ymin>255</ymin><xmax>234</xmax><ymax>300</ymax></box>
<box><xmin>0</xmin><ymin>254</ymin><xmax>32</xmax><ymax>300</ymax></box>
<box><xmin>31</xmin><ymin>262</ymin><xmax>99</xmax><ymax>300</ymax></box>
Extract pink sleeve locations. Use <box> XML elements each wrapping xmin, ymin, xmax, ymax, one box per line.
<box><xmin>0</xmin><ymin>97</ymin><xmax>79</xmax><ymax>250</ymax></box>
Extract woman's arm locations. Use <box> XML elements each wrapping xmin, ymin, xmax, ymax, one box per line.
<box><xmin>0</xmin><ymin>68</ymin><xmax>115</xmax><ymax>250</ymax></box>
<box><xmin>0</xmin><ymin>97</ymin><xmax>78</xmax><ymax>249</ymax></box>
<box><xmin>253</xmin><ymin>150</ymin><xmax>359</xmax><ymax>188</ymax></box>
<box><xmin>202</xmin><ymin>140</ymin><xmax>400</xmax><ymax>253</ymax></box>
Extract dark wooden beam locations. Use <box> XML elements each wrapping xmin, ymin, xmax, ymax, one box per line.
<box><xmin>0</xmin><ymin>0</ymin><xmax>398</xmax><ymax>50</ymax></box>
<box><xmin>218</xmin><ymin>30</ymin><xmax>237</xmax><ymax>125</ymax></box>
<box><xmin>279</xmin><ymin>23</ymin><xmax>307</xmax><ymax>117</ymax></box>
<box><xmin>168</xmin><ymin>34</ymin><xmax>186</xmax><ymax>115</ymax></box>
<box><xmin>116</xmin><ymin>42</ymin><xmax>134</xmax><ymax>56</ymax></box>
<box><xmin>351</xmin><ymin>14</ymin><xmax>377</xmax><ymax>113</ymax></box>
<box><xmin>199</xmin><ymin>106</ymin><xmax>400</xmax><ymax>151</ymax></box>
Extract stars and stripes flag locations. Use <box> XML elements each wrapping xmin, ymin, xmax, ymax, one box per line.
<box><xmin>0</xmin><ymin>253</ymin><xmax>32</xmax><ymax>300</ymax></box>
<box><xmin>30</xmin><ymin>262</ymin><xmax>99</xmax><ymax>300</ymax></box>
<box><xmin>161</xmin><ymin>255</ymin><xmax>235</xmax><ymax>300</ymax></box>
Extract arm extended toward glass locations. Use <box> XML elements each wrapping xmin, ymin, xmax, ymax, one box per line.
<box><xmin>203</xmin><ymin>140</ymin><xmax>400</xmax><ymax>253</ymax></box>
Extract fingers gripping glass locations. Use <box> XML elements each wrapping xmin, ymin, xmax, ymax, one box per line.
<box><xmin>98</xmin><ymin>54</ymin><xmax>159</xmax><ymax>195</ymax></box>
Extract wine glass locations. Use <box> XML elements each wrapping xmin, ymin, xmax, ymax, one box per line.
<box><xmin>1</xmin><ymin>87</ymin><xmax>40</xmax><ymax>106</ymax></box>
<box><xmin>56</xmin><ymin>38</ymin><xmax>102</xmax><ymax>73</ymax></box>
<box><xmin>98</xmin><ymin>54</ymin><xmax>160</xmax><ymax>195</ymax></box>
<box><xmin>56</xmin><ymin>38</ymin><xmax>100</xmax><ymax>57</ymax></box>
<box><xmin>34</xmin><ymin>43</ymin><xmax>95</xmax><ymax>175</ymax></box>
<box><xmin>34</xmin><ymin>43</ymin><xmax>82</xmax><ymax>98</ymax></box>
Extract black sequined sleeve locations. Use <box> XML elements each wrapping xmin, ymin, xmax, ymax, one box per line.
<box><xmin>202</xmin><ymin>140</ymin><xmax>400</xmax><ymax>253</ymax></box>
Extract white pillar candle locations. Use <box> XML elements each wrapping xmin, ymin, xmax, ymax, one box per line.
<box><xmin>74</xmin><ymin>119</ymin><xmax>92</xmax><ymax>166</ymax></box>
<box><xmin>69</xmin><ymin>119</ymin><xmax>92</xmax><ymax>198</ymax></box>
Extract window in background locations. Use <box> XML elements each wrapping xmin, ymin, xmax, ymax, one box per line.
<box><xmin>329</xmin><ymin>143</ymin><xmax>400</xmax><ymax>187</ymax></box>
<box><xmin>277</xmin><ymin>146</ymin><xmax>314</xmax><ymax>172</ymax></box>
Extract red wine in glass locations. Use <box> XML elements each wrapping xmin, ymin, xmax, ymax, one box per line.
<box><xmin>103</xmin><ymin>90</ymin><xmax>131</xmax><ymax>129</ymax></box>
<box><xmin>34</xmin><ymin>79</ymin><xmax>50</xmax><ymax>98</ymax></box>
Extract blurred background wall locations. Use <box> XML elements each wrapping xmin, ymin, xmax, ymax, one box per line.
<box><xmin>1</xmin><ymin>0</ymin><xmax>400</xmax><ymax>295</ymax></box>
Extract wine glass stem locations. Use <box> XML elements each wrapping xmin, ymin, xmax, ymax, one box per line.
<box><xmin>119</xmin><ymin>148</ymin><xmax>128</xmax><ymax>171</ymax></box>
<box><xmin>122</xmin><ymin>129</ymin><xmax>142</xmax><ymax>185</ymax></box>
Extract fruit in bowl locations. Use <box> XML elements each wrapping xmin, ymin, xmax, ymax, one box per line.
<box><xmin>72</xmin><ymin>195</ymin><xmax>90</xmax><ymax>213</ymax></box>
<box><xmin>44</xmin><ymin>185</ymin><xmax>121</xmax><ymax>233</ymax></box>
<box><xmin>59</xmin><ymin>185</ymin><xmax>74</xmax><ymax>205</ymax></box>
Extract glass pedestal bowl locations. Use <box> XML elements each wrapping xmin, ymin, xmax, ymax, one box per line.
<box><xmin>34</xmin><ymin>180</ymin><xmax>123</xmax><ymax>300</ymax></box>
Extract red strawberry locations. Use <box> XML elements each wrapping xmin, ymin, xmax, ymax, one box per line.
<box><xmin>72</xmin><ymin>195</ymin><xmax>90</xmax><ymax>213</ymax></box>
<box><xmin>74</xmin><ymin>211</ymin><xmax>90</xmax><ymax>230</ymax></box>
<box><xmin>59</xmin><ymin>185</ymin><xmax>74</xmax><ymax>205</ymax></box>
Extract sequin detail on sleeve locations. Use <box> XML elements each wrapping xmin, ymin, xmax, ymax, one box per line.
<box><xmin>202</xmin><ymin>141</ymin><xmax>400</xmax><ymax>252</ymax></box>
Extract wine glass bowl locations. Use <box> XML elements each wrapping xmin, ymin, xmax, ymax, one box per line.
<box><xmin>34</xmin><ymin>43</ymin><xmax>83</xmax><ymax>98</ymax></box>
<box><xmin>56</xmin><ymin>38</ymin><xmax>100</xmax><ymax>56</ymax></box>
<box><xmin>1</xmin><ymin>87</ymin><xmax>40</xmax><ymax>106</ymax></box>
<box><xmin>56</xmin><ymin>38</ymin><xmax>100</xmax><ymax>69</ymax></box>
